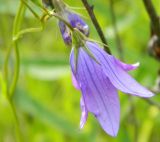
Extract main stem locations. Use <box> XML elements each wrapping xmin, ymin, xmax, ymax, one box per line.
<box><xmin>81</xmin><ymin>0</ymin><xmax>111</xmax><ymax>54</ymax></box>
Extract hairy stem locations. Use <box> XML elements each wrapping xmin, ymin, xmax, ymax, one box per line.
<box><xmin>81</xmin><ymin>0</ymin><xmax>111</xmax><ymax>54</ymax></box>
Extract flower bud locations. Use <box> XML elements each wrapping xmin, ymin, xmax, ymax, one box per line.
<box><xmin>59</xmin><ymin>21</ymin><xmax>72</xmax><ymax>46</ymax></box>
<box><xmin>59</xmin><ymin>11</ymin><xmax>89</xmax><ymax>45</ymax></box>
<box><xmin>52</xmin><ymin>0</ymin><xmax>89</xmax><ymax>45</ymax></box>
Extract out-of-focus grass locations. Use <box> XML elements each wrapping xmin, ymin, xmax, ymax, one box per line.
<box><xmin>0</xmin><ymin>0</ymin><xmax>160</xmax><ymax>142</ymax></box>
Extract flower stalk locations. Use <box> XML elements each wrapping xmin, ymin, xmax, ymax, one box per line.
<box><xmin>51</xmin><ymin>0</ymin><xmax>66</xmax><ymax>13</ymax></box>
<box><xmin>3</xmin><ymin>1</ymin><xmax>27</xmax><ymax>142</ymax></box>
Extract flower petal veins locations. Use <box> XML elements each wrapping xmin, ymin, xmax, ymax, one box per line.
<box><xmin>70</xmin><ymin>41</ymin><xmax>154</xmax><ymax>137</ymax></box>
<box><xmin>86</xmin><ymin>41</ymin><xmax>154</xmax><ymax>97</ymax></box>
<box><xmin>70</xmin><ymin>48</ymin><xmax>120</xmax><ymax>136</ymax></box>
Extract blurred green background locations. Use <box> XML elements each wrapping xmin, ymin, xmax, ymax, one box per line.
<box><xmin>0</xmin><ymin>0</ymin><xmax>160</xmax><ymax>142</ymax></box>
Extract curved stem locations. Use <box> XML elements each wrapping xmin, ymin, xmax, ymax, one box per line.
<box><xmin>3</xmin><ymin>46</ymin><xmax>12</xmax><ymax>81</ymax></box>
<box><xmin>9</xmin><ymin>42</ymin><xmax>20</xmax><ymax>97</ymax></box>
<box><xmin>3</xmin><ymin>1</ymin><xmax>26</xmax><ymax>142</ymax></box>
<box><xmin>10</xmin><ymin>1</ymin><xmax>25</xmax><ymax>98</ymax></box>
<box><xmin>8</xmin><ymin>99</ymin><xmax>23</xmax><ymax>142</ymax></box>
<box><xmin>21</xmin><ymin>0</ymin><xmax>40</xmax><ymax>20</ymax></box>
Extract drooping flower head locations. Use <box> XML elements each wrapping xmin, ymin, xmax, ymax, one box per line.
<box><xmin>70</xmin><ymin>30</ymin><xmax>154</xmax><ymax>136</ymax></box>
<box><xmin>44</xmin><ymin>0</ymin><xmax>154</xmax><ymax>137</ymax></box>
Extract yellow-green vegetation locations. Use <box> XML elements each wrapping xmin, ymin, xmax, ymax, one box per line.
<box><xmin>0</xmin><ymin>0</ymin><xmax>160</xmax><ymax>142</ymax></box>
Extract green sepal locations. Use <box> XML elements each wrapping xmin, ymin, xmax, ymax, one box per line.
<box><xmin>82</xmin><ymin>44</ymin><xmax>100</xmax><ymax>65</ymax></box>
<box><xmin>72</xmin><ymin>29</ymin><xmax>100</xmax><ymax>70</ymax></box>
<box><xmin>73</xmin><ymin>47</ymin><xmax>79</xmax><ymax>73</ymax></box>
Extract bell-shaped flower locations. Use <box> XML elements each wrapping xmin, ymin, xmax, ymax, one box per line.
<box><xmin>70</xmin><ymin>41</ymin><xmax>154</xmax><ymax>137</ymax></box>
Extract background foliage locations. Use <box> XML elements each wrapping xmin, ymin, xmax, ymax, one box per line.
<box><xmin>0</xmin><ymin>0</ymin><xmax>160</xmax><ymax>142</ymax></box>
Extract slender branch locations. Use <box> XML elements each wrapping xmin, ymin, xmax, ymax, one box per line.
<box><xmin>109</xmin><ymin>0</ymin><xmax>124</xmax><ymax>60</ymax></box>
<box><xmin>9</xmin><ymin>42</ymin><xmax>20</xmax><ymax>97</ymax></box>
<box><xmin>142</xmin><ymin>0</ymin><xmax>160</xmax><ymax>109</ymax></box>
<box><xmin>8</xmin><ymin>99</ymin><xmax>23</xmax><ymax>142</ymax></box>
<box><xmin>142</xmin><ymin>0</ymin><xmax>160</xmax><ymax>37</ymax></box>
<box><xmin>3</xmin><ymin>1</ymin><xmax>26</xmax><ymax>141</ymax></box>
<box><xmin>81</xmin><ymin>0</ymin><xmax>111</xmax><ymax>54</ymax></box>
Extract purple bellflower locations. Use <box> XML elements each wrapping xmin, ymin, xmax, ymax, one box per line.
<box><xmin>51</xmin><ymin>0</ymin><xmax>154</xmax><ymax>137</ymax></box>
<box><xmin>70</xmin><ymin>41</ymin><xmax>154</xmax><ymax>137</ymax></box>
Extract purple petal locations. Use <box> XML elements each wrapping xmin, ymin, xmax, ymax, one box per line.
<box><xmin>68</xmin><ymin>12</ymin><xmax>89</xmax><ymax>36</ymax></box>
<box><xmin>59</xmin><ymin>21</ymin><xmax>72</xmax><ymax>45</ymax></box>
<box><xmin>114</xmin><ymin>58</ymin><xmax>140</xmax><ymax>71</ymax></box>
<box><xmin>71</xmin><ymin>72</ymin><xmax>80</xmax><ymax>90</ymax></box>
<box><xmin>86</xmin><ymin>41</ymin><xmax>154</xmax><ymax>97</ymax></box>
<box><xmin>71</xmin><ymin>48</ymin><xmax>120</xmax><ymax>136</ymax></box>
<box><xmin>80</xmin><ymin>97</ymin><xmax>88</xmax><ymax>129</ymax></box>
<box><xmin>70</xmin><ymin>48</ymin><xmax>76</xmax><ymax>73</ymax></box>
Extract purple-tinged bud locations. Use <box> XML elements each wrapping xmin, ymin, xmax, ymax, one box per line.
<box><xmin>67</xmin><ymin>12</ymin><xmax>89</xmax><ymax>36</ymax></box>
<box><xmin>59</xmin><ymin>21</ymin><xmax>72</xmax><ymax>45</ymax></box>
<box><xmin>59</xmin><ymin>11</ymin><xmax>89</xmax><ymax>46</ymax></box>
<box><xmin>52</xmin><ymin>0</ymin><xmax>89</xmax><ymax>46</ymax></box>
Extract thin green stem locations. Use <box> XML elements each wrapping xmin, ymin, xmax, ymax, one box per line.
<box><xmin>13</xmin><ymin>27</ymin><xmax>43</xmax><ymax>41</ymax></box>
<box><xmin>3</xmin><ymin>45</ymin><xmax>12</xmax><ymax>81</ymax></box>
<box><xmin>21</xmin><ymin>0</ymin><xmax>40</xmax><ymax>20</ymax></box>
<box><xmin>10</xmin><ymin>1</ymin><xmax>26</xmax><ymax>98</ymax></box>
<box><xmin>3</xmin><ymin>1</ymin><xmax>25</xmax><ymax>91</ymax></box>
<box><xmin>9</xmin><ymin>42</ymin><xmax>20</xmax><ymax>97</ymax></box>
<box><xmin>8</xmin><ymin>99</ymin><xmax>23</xmax><ymax>142</ymax></box>
<box><xmin>13</xmin><ymin>1</ymin><xmax>26</xmax><ymax>36</ymax></box>
<box><xmin>3</xmin><ymin>1</ymin><xmax>26</xmax><ymax>142</ymax></box>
